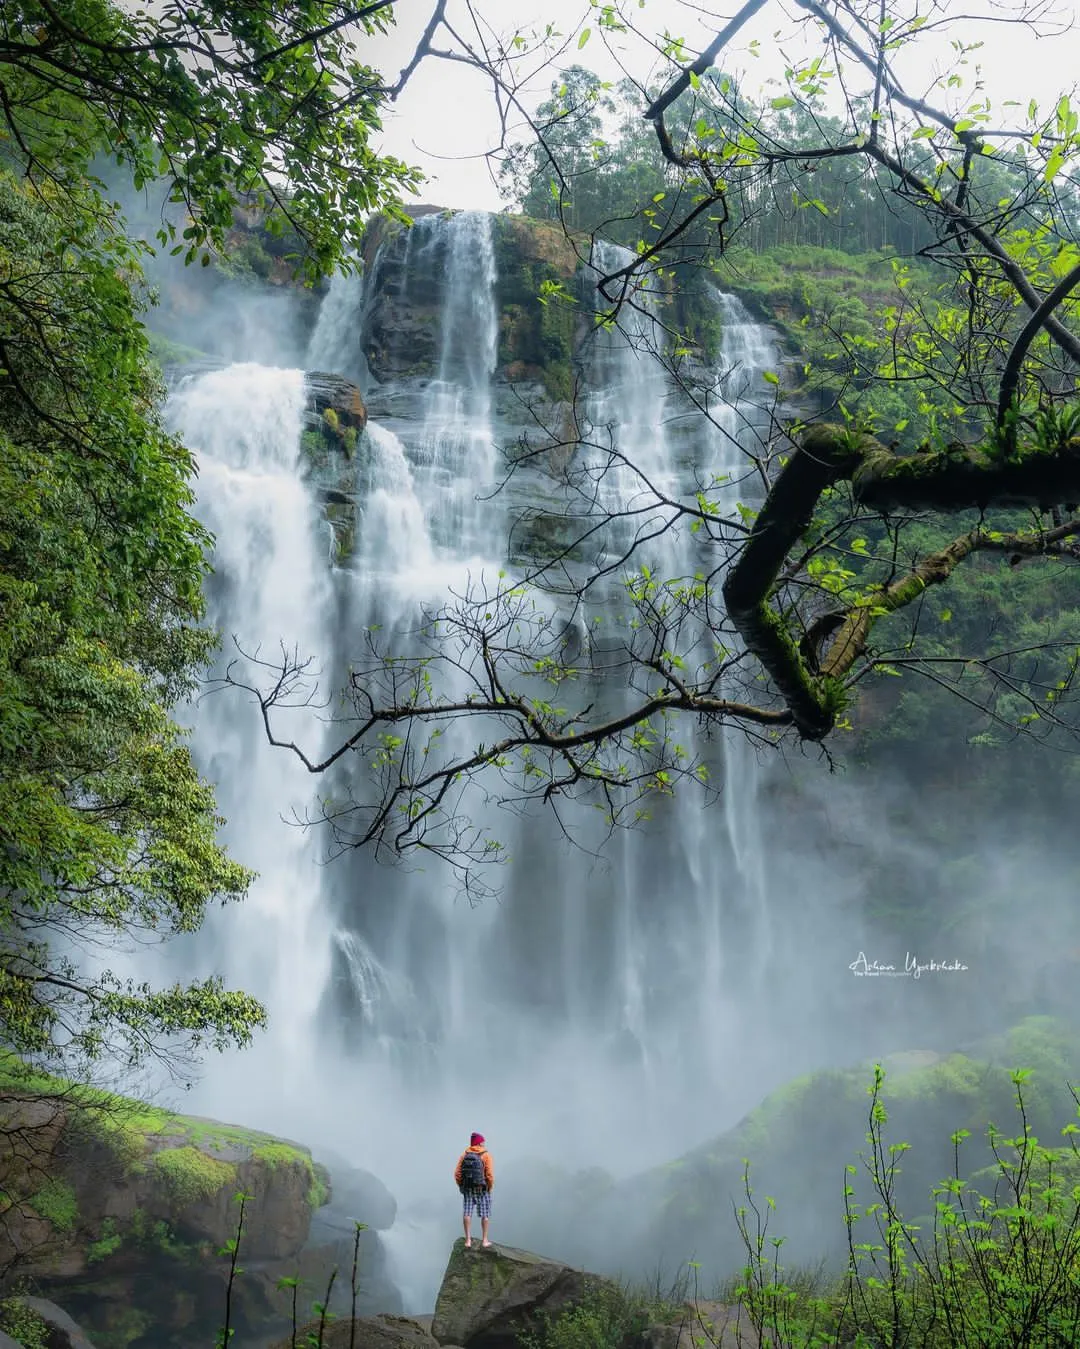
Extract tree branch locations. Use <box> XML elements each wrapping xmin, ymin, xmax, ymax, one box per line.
<box><xmin>724</xmin><ymin>424</ymin><xmax>1080</xmax><ymax>737</ymax></box>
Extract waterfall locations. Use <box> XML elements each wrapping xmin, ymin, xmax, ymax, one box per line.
<box><xmin>160</xmin><ymin>363</ymin><xmax>335</xmax><ymax>1105</ymax></box>
<box><xmin>306</xmin><ymin>263</ymin><xmax>368</xmax><ymax>386</ymax></box>
<box><xmin>157</xmin><ymin>213</ymin><xmax>876</xmax><ymax>1309</ymax></box>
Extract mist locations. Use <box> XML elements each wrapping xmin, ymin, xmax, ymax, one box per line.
<box><xmin>132</xmin><ymin>203</ymin><xmax>1080</xmax><ymax>1315</ymax></box>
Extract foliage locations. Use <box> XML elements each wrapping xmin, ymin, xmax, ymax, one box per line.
<box><xmin>520</xmin><ymin>1279</ymin><xmax>663</xmax><ymax>1349</ymax></box>
<box><xmin>0</xmin><ymin>162</ymin><xmax>264</xmax><ymax>1076</ymax></box>
<box><xmin>0</xmin><ymin>1297</ymin><xmax>48</xmax><ymax>1349</ymax></box>
<box><xmin>27</xmin><ymin>1177</ymin><xmax>77</xmax><ymax>1232</ymax></box>
<box><xmin>87</xmin><ymin>1216</ymin><xmax>124</xmax><ymax>1264</ymax></box>
<box><xmin>728</xmin><ymin>1067</ymin><xmax>1080</xmax><ymax>1347</ymax></box>
<box><xmin>0</xmin><ymin>0</ymin><xmax>421</xmax><ymax>279</ymax></box>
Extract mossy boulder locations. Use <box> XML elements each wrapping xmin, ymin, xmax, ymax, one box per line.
<box><xmin>598</xmin><ymin>1017</ymin><xmax>1080</xmax><ymax>1281</ymax></box>
<box><xmin>0</xmin><ymin>1059</ymin><xmax>334</xmax><ymax>1348</ymax></box>
<box><xmin>431</xmin><ymin>1239</ymin><xmax>618</xmax><ymax>1349</ymax></box>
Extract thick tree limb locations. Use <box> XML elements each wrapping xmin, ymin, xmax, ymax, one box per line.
<box><xmin>996</xmin><ymin>260</ymin><xmax>1080</xmax><ymax>433</ymax></box>
<box><xmin>723</xmin><ymin>425</ymin><xmax>1080</xmax><ymax>738</ymax></box>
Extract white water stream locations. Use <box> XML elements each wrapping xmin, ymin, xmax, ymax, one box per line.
<box><xmin>154</xmin><ymin>214</ymin><xmax>869</xmax><ymax>1309</ymax></box>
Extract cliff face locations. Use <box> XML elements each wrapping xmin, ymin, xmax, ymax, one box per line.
<box><xmin>357</xmin><ymin>211</ymin><xmax>580</xmax><ymax>401</ymax></box>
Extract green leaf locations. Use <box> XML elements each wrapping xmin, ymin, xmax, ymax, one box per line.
<box><xmin>578</xmin><ymin>27</ymin><xmax>591</xmax><ymax>48</ymax></box>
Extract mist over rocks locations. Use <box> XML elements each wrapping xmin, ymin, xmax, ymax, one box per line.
<box><xmin>133</xmin><ymin>201</ymin><xmax>1080</xmax><ymax>1324</ymax></box>
<box><xmin>570</xmin><ymin>1015</ymin><xmax>1080</xmax><ymax>1285</ymax></box>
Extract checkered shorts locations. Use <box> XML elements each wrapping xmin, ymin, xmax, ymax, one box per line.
<box><xmin>462</xmin><ymin>1188</ymin><xmax>492</xmax><ymax>1219</ymax></box>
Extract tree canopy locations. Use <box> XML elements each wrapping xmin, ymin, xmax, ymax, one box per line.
<box><xmin>0</xmin><ymin>1</ymin><xmax>430</xmax><ymax>1075</ymax></box>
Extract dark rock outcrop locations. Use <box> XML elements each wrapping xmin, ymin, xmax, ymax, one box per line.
<box><xmin>305</xmin><ymin>371</ymin><xmax>368</xmax><ymax>440</ymax></box>
<box><xmin>431</xmin><ymin>1240</ymin><xmax>616</xmax><ymax>1349</ymax></box>
<box><xmin>19</xmin><ymin>1297</ymin><xmax>98</xmax><ymax>1349</ymax></box>
<box><xmin>275</xmin><ymin>1313</ymin><xmax>437</xmax><ymax>1349</ymax></box>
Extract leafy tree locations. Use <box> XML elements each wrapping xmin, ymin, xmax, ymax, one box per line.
<box><xmin>0</xmin><ymin>0</ymin><xmax>421</xmax><ymax>276</ymax></box>
<box><xmin>0</xmin><ymin>0</ymin><xmax>437</xmax><ymax>1072</ymax></box>
<box><xmin>0</xmin><ymin>168</ymin><xmax>265</xmax><ymax>1075</ymax></box>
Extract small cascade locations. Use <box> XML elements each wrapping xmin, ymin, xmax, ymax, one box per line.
<box><xmin>582</xmin><ymin>239</ymin><xmax>685</xmax><ymax>568</ymax></box>
<box><xmin>306</xmin><ymin>263</ymin><xmax>369</xmax><ymax>386</ymax></box>
<box><xmin>161</xmin><ymin>363</ymin><xmax>335</xmax><ymax>1119</ymax></box>
<box><xmin>413</xmin><ymin>211</ymin><xmax>501</xmax><ymax>556</ymax></box>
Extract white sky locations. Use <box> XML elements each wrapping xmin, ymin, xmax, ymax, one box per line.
<box><xmin>366</xmin><ymin>0</ymin><xmax>1079</xmax><ymax>211</ymax></box>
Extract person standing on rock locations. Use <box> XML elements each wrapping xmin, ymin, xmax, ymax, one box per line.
<box><xmin>455</xmin><ymin>1131</ymin><xmax>494</xmax><ymax>1248</ymax></box>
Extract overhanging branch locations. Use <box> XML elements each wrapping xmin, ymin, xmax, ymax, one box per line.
<box><xmin>724</xmin><ymin>425</ymin><xmax>1080</xmax><ymax>738</ymax></box>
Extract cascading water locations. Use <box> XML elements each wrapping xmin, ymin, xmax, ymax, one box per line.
<box><xmin>154</xmin><ymin>211</ymin><xmax>884</xmax><ymax>1310</ymax></box>
<box><xmin>158</xmin><ymin>363</ymin><xmax>336</xmax><ymax>1107</ymax></box>
<box><xmin>307</xmin><ymin>264</ymin><xmax>369</xmax><ymax>387</ymax></box>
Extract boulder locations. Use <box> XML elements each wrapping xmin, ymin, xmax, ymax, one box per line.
<box><xmin>0</xmin><ymin>1062</ymin><xmax>334</xmax><ymax>1349</ymax></box>
<box><xmin>310</xmin><ymin>1158</ymin><xmax>397</xmax><ymax>1231</ymax></box>
<box><xmin>305</xmin><ymin>371</ymin><xmax>368</xmax><ymax>438</ymax></box>
<box><xmin>273</xmin><ymin>1313</ymin><xmax>437</xmax><ymax>1349</ymax></box>
<box><xmin>19</xmin><ymin>1298</ymin><xmax>98</xmax><ymax>1349</ymax></box>
<box><xmin>629</xmin><ymin>1302</ymin><xmax>759</xmax><ymax>1349</ymax></box>
<box><xmin>431</xmin><ymin>1240</ymin><xmax>616</xmax><ymax>1349</ymax></box>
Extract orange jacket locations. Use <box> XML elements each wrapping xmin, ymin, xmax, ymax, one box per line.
<box><xmin>454</xmin><ymin>1145</ymin><xmax>494</xmax><ymax>1190</ymax></box>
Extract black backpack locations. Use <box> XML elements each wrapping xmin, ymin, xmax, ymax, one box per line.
<box><xmin>460</xmin><ymin>1150</ymin><xmax>486</xmax><ymax>1191</ymax></box>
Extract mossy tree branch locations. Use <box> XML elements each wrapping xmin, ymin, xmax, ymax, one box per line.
<box><xmin>724</xmin><ymin>425</ymin><xmax>1080</xmax><ymax>739</ymax></box>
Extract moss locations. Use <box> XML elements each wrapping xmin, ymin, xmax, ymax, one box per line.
<box><xmin>28</xmin><ymin>1177</ymin><xmax>77</xmax><ymax>1232</ymax></box>
<box><xmin>309</xmin><ymin>1163</ymin><xmax>331</xmax><ymax>1210</ymax></box>
<box><xmin>152</xmin><ymin>1146</ymin><xmax>236</xmax><ymax>1209</ymax></box>
<box><xmin>300</xmin><ymin>429</ymin><xmax>328</xmax><ymax>466</ymax></box>
<box><xmin>252</xmin><ymin>1142</ymin><xmax>304</xmax><ymax>1169</ymax></box>
<box><xmin>248</xmin><ymin>1141</ymin><xmax>327</xmax><ymax>1209</ymax></box>
<box><xmin>0</xmin><ymin>1299</ymin><xmax>48</xmax><ymax>1349</ymax></box>
<box><xmin>87</xmin><ymin>1217</ymin><xmax>124</xmax><ymax>1264</ymax></box>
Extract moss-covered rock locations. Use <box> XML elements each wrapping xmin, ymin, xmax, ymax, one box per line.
<box><xmin>491</xmin><ymin>215</ymin><xmax>581</xmax><ymax>402</ymax></box>
<box><xmin>596</xmin><ymin>1016</ymin><xmax>1080</xmax><ymax>1282</ymax></box>
<box><xmin>0</xmin><ymin>1058</ymin><xmax>334</xmax><ymax>1349</ymax></box>
<box><xmin>432</xmin><ymin>1239</ymin><xmax>618</xmax><ymax>1349</ymax></box>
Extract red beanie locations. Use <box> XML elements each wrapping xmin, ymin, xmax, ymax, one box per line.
<box><xmin>470</xmin><ymin>1132</ymin><xmax>485</xmax><ymax>1146</ymax></box>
